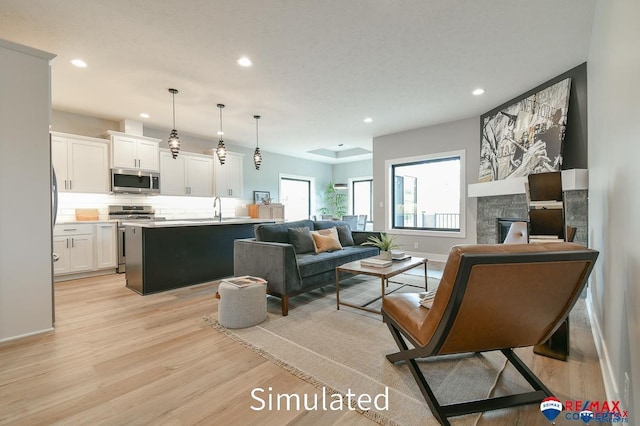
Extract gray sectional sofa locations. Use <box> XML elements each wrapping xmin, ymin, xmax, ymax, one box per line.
<box><xmin>234</xmin><ymin>219</ymin><xmax>380</xmax><ymax>315</ymax></box>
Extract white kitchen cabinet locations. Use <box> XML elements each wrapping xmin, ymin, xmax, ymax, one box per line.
<box><xmin>53</xmin><ymin>222</ymin><xmax>117</xmax><ymax>278</ymax></box>
<box><xmin>51</xmin><ymin>132</ymin><xmax>110</xmax><ymax>193</ymax></box>
<box><xmin>95</xmin><ymin>223</ymin><xmax>117</xmax><ymax>269</ymax></box>
<box><xmin>53</xmin><ymin>224</ymin><xmax>94</xmax><ymax>275</ymax></box>
<box><xmin>186</xmin><ymin>155</ymin><xmax>213</xmax><ymax>196</ymax></box>
<box><xmin>52</xmin><ymin>236</ymin><xmax>71</xmax><ymax>275</ymax></box>
<box><xmin>213</xmin><ymin>151</ymin><xmax>244</xmax><ymax>198</ymax></box>
<box><xmin>160</xmin><ymin>150</ymin><xmax>213</xmax><ymax>196</ymax></box>
<box><xmin>106</xmin><ymin>130</ymin><xmax>161</xmax><ymax>172</ymax></box>
<box><xmin>160</xmin><ymin>151</ymin><xmax>186</xmax><ymax>195</ymax></box>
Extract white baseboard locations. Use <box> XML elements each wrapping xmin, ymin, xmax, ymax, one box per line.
<box><xmin>0</xmin><ymin>327</ymin><xmax>54</xmax><ymax>344</ymax></box>
<box><xmin>586</xmin><ymin>291</ymin><xmax>618</xmax><ymax>401</ymax></box>
<box><xmin>54</xmin><ymin>268</ymin><xmax>117</xmax><ymax>282</ymax></box>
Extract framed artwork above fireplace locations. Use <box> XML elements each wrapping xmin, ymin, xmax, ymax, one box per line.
<box><xmin>479</xmin><ymin>77</ymin><xmax>571</xmax><ymax>183</ymax></box>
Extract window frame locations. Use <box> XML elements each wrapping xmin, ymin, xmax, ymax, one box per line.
<box><xmin>384</xmin><ymin>150</ymin><xmax>466</xmax><ymax>238</ymax></box>
<box><xmin>279</xmin><ymin>173</ymin><xmax>316</xmax><ymax>221</ymax></box>
<box><xmin>348</xmin><ymin>176</ymin><xmax>373</xmax><ymax>221</ymax></box>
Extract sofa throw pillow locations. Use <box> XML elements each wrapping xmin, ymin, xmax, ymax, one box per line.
<box><xmin>310</xmin><ymin>227</ymin><xmax>343</xmax><ymax>253</ymax></box>
<box><xmin>288</xmin><ymin>227</ymin><xmax>316</xmax><ymax>254</ymax></box>
<box><xmin>335</xmin><ymin>225</ymin><xmax>355</xmax><ymax>246</ymax></box>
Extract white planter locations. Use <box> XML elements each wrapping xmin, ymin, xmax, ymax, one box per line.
<box><xmin>379</xmin><ymin>250</ymin><xmax>392</xmax><ymax>260</ymax></box>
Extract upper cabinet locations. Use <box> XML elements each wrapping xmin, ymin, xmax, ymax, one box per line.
<box><xmin>213</xmin><ymin>151</ymin><xmax>244</xmax><ymax>198</ymax></box>
<box><xmin>105</xmin><ymin>130</ymin><xmax>161</xmax><ymax>172</ymax></box>
<box><xmin>160</xmin><ymin>150</ymin><xmax>213</xmax><ymax>197</ymax></box>
<box><xmin>51</xmin><ymin>132</ymin><xmax>110</xmax><ymax>193</ymax></box>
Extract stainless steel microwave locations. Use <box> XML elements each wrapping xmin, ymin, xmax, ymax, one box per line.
<box><xmin>111</xmin><ymin>168</ymin><xmax>160</xmax><ymax>194</ymax></box>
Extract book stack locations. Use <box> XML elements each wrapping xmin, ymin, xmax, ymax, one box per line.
<box><xmin>529</xmin><ymin>235</ymin><xmax>564</xmax><ymax>244</ymax></box>
<box><xmin>419</xmin><ymin>290</ymin><xmax>436</xmax><ymax>309</ymax></box>
<box><xmin>391</xmin><ymin>250</ymin><xmax>411</xmax><ymax>261</ymax></box>
<box><xmin>222</xmin><ymin>275</ymin><xmax>267</xmax><ymax>288</ymax></box>
<box><xmin>360</xmin><ymin>258</ymin><xmax>393</xmax><ymax>268</ymax></box>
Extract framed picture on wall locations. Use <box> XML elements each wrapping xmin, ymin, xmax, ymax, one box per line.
<box><xmin>253</xmin><ymin>191</ymin><xmax>270</xmax><ymax>204</ymax></box>
<box><xmin>479</xmin><ymin>78</ymin><xmax>572</xmax><ymax>182</ymax></box>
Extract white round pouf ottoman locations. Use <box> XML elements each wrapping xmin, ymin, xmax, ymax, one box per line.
<box><xmin>217</xmin><ymin>282</ymin><xmax>267</xmax><ymax>328</ymax></box>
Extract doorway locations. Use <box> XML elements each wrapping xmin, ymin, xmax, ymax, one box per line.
<box><xmin>280</xmin><ymin>175</ymin><xmax>313</xmax><ymax>221</ymax></box>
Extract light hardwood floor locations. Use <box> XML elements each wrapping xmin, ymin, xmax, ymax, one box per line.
<box><xmin>0</xmin><ymin>272</ymin><xmax>606</xmax><ymax>425</ymax></box>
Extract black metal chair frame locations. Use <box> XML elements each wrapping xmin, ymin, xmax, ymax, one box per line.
<box><xmin>381</xmin><ymin>249</ymin><xmax>598</xmax><ymax>426</ymax></box>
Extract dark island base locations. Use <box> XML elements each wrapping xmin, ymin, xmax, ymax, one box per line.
<box><xmin>125</xmin><ymin>222</ymin><xmax>270</xmax><ymax>295</ymax></box>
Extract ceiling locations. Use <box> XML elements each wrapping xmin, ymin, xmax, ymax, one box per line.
<box><xmin>0</xmin><ymin>0</ymin><xmax>595</xmax><ymax>164</ymax></box>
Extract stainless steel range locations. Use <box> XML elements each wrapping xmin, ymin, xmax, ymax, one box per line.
<box><xmin>108</xmin><ymin>205</ymin><xmax>163</xmax><ymax>273</ymax></box>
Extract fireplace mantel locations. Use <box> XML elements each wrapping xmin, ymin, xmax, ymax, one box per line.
<box><xmin>467</xmin><ymin>169</ymin><xmax>588</xmax><ymax>198</ymax></box>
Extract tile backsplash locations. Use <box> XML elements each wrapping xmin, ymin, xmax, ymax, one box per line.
<box><xmin>56</xmin><ymin>192</ymin><xmax>248</xmax><ymax>222</ymax></box>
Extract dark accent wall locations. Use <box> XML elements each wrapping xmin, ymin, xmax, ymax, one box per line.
<box><xmin>476</xmin><ymin>63</ymin><xmax>588</xmax><ymax>245</ymax></box>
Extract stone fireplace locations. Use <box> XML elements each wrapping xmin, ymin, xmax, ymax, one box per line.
<box><xmin>476</xmin><ymin>190</ymin><xmax>588</xmax><ymax>245</ymax></box>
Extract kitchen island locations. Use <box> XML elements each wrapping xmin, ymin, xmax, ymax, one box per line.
<box><xmin>125</xmin><ymin>218</ymin><xmax>274</xmax><ymax>295</ymax></box>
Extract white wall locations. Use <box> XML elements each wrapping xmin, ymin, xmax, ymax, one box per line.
<box><xmin>0</xmin><ymin>39</ymin><xmax>55</xmax><ymax>341</ymax></box>
<box><xmin>587</xmin><ymin>0</ymin><xmax>639</xmax><ymax>418</ymax></box>
<box><xmin>372</xmin><ymin>117</ymin><xmax>479</xmax><ymax>259</ymax></box>
<box><xmin>333</xmin><ymin>160</ymin><xmax>372</xmax><ymax>185</ymax></box>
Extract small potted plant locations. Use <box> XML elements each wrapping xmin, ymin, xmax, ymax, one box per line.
<box><xmin>362</xmin><ymin>233</ymin><xmax>400</xmax><ymax>260</ymax></box>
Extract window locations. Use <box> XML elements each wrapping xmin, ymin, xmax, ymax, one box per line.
<box><xmin>351</xmin><ymin>178</ymin><xmax>372</xmax><ymax>221</ymax></box>
<box><xmin>387</xmin><ymin>151</ymin><xmax>464</xmax><ymax>234</ymax></box>
<box><xmin>280</xmin><ymin>176</ymin><xmax>312</xmax><ymax>221</ymax></box>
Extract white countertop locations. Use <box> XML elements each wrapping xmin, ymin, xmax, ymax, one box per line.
<box><xmin>55</xmin><ymin>219</ymin><xmax>118</xmax><ymax>225</ymax></box>
<box><xmin>123</xmin><ymin>218</ymin><xmax>273</xmax><ymax>228</ymax></box>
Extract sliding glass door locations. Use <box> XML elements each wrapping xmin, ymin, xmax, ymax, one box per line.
<box><xmin>280</xmin><ymin>177</ymin><xmax>311</xmax><ymax>221</ymax></box>
<box><xmin>352</xmin><ymin>178</ymin><xmax>373</xmax><ymax>221</ymax></box>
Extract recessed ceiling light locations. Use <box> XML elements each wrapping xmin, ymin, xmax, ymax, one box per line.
<box><xmin>472</xmin><ymin>88</ymin><xmax>485</xmax><ymax>96</ymax></box>
<box><xmin>236</xmin><ymin>57</ymin><xmax>253</xmax><ymax>67</ymax></box>
<box><xmin>139</xmin><ymin>113</ymin><xmax>150</xmax><ymax>118</ymax></box>
<box><xmin>71</xmin><ymin>59</ymin><xmax>87</xmax><ymax>68</ymax></box>
<box><xmin>363</xmin><ymin>117</ymin><xmax>373</xmax><ymax>123</ymax></box>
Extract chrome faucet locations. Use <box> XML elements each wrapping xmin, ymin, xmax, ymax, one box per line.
<box><xmin>213</xmin><ymin>197</ymin><xmax>222</xmax><ymax>222</ymax></box>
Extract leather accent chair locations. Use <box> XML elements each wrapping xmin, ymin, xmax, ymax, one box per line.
<box><xmin>381</xmin><ymin>242</ymin><xmax>598</xmax><ymax>425</ymax></box>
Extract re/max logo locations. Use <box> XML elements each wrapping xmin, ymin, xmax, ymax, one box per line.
<box><xmin>564</xmin><ymin>400</ymin><xmax>628</xmax><ymax>417</ymax></box>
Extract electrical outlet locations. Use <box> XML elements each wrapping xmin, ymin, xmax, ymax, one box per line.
<box><xmin>414</xmin><ymin>242</ymin><xmax>419</xmax><ymax>249</ymax></box>
<box><xmin>379</xmin><ymin>201</ymin><xmax>383</xmax><ymax>208</ymax></box>
<box><xmin>624</xmin><ymin>372</ymin><xmax>630</xmax><ymax>408</ymax></box>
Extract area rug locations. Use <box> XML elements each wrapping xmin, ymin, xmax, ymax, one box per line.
<box><xmin>205</xmin><ymin>274</ymin><xmax>521</xmax><ymax>425</ymax></box>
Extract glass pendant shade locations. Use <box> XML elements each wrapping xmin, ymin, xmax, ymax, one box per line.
<box><xmin>168</xmin><ymin>129</ymin><xmax>181</xmax><ymax>159</ymax></box>
<box><xmin>253</xmin><ymin>115</ymin><xmax>262</xmax><ymax>170</ymax></box>
<box><xmin>167</xmin><ymin>89</ymin><xmax>181</xmax><ymax>159</ymax></box>
<box><xmin>216</xmin><ymin>140</ymin><xmax>227</xmax><ymax>164</ymax></box>
<box><xmin>216</xmin><ymin>104</ymin><xmax>227</xmax><ymax>165</ymax></box>
<box><xmin>253</xmin><ymin>147</ymin><xmax>262</xmax><ymax>170</ymax></box>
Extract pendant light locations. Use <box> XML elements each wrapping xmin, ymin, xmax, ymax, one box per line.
<box><xmin>167</xmin><ymin>88</ymin><xmax>181</xmax><ymax>159</ymax></box>
<box><xmin>216</xmin><ymin>103</ymin><xmax>227</xmax><ymax>165</ymax></box>
<box><xmin>253</xmin><ymin>115</ymin><xmax>262</xmax><ymax>170</ymax></box>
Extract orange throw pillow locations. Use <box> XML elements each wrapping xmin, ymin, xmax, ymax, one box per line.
<box><xmin>310</xmin><ymin>227</ymin><xmax>343</xmax><ymax>253</ymax></box>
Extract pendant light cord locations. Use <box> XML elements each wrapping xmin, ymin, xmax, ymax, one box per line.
<box><xmin>219</xmin><ymin>106</ymin><xmax>223</xmax><ymax>140</ymax></box>
<box><xmin>172</xmin><ymin>92</ymin><xmax>176</xmax><ymax>129</ymax></box>
<box><xmin>256</xmin><ymin>117</ymin><xmax>259</xmax><ymax>148</ymax></box>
